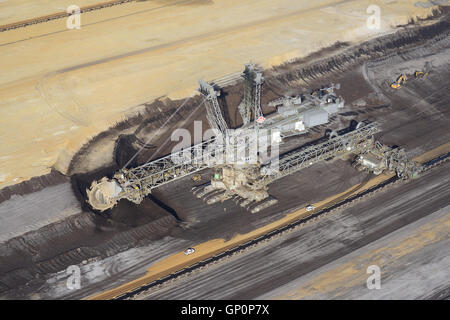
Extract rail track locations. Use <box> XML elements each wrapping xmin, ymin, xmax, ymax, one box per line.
<box><xmin>0</xmin><ymin>0</ymin><xmax>136</xmax><ymax>32</ymax></box>
<box><xmin>0</xmin><ymin>0</ymin><xmax>206</xmax><ymax>33</ymax></box>
<box><xmin>107</xmin><ymin>151</ymin><xmax>449</xmax><ymax>300</ymax></box>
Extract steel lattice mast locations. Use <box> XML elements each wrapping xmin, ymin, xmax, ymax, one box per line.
<box><xmin>198</xmin><ymin>80</ymin><xmax>228</xmax><ymax>133</ymax></box>
<box><xmin>239</xmin><ymin>63</ymin><xmax>264</xmax><ymax>125</ymax></box>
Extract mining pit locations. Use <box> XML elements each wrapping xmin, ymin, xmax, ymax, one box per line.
<box><xmin>0</xmin><ymin>9</ymin><xmax>449</xmax><ymax>299</ymax></box>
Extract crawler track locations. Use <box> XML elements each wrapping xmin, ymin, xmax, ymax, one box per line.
<box><xmin>109</xmin><ymin>152</ymin><xmax>449</xmax><ymax>300</ymax></box>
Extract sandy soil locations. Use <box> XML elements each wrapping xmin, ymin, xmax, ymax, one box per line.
<box><xmin>0</xmin><ymin>0</ymin><xmax>102</xmax><ymax>25</ymax></box>
<box><xmin>0</xmin><ymin>0</ymin><xmax>437</xmax><ymax>189</ymax></box>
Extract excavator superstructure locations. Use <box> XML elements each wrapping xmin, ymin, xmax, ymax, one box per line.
<box><xmin>86</xmin><ymin>64</ymin><xmax>421</xmax><ymax>213</ymax></box>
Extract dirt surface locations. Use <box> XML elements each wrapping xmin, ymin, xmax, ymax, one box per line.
<box><xmin>139</xmin><ymin>162</ymin><xmax>450</xmax><ymax>300</ymax></box>
<box><xmin>0</xmin><ymin>12</ymin><xmax>449</xmax><ymax>299</ymax></box>
<box><xmin>0</xmin><ymin>0</ymin><xmax>104</xmax><ymax>25</ymax></box>
<box><xmin>0</xmin><ymin>169</ymin><xmax>68</xmax><ymax>204</ymax></box>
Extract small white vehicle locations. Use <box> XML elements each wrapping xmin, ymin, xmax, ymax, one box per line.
<box><xmin>184</xmin><ymin>247</ymin><xmax>195</xmax><ymax>255</ymax></box>
<box><xmin>306</xmin><ymin>205</ymin><xmax>315</xmax><ymax>212</ymax></box>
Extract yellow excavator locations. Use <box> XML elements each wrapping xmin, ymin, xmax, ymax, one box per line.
<box><xmin>192</xmin><ymin>174</ymin><xmax>202</xmax><ymax>182</ymax></box>
<box><xmin>390</xmin><ymin>69</ymin><xmax>430</xmax><ymax>89</ymax></box>
<box><xmin>390</xmin><ymin>74</ymin><xmax>407</xmax><ymax>89</ymax></box>
<box><xmin>414</xmin><ymin>70</ymin><xmax>429</xmax><ymax>78</ymax></box>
